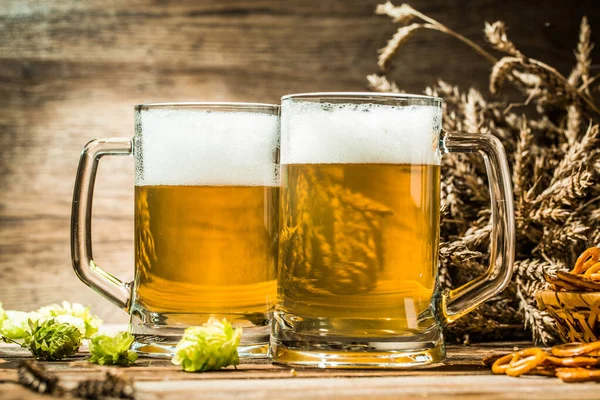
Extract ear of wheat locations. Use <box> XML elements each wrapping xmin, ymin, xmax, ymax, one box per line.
<box><xmin>370</xmin><ymin>2</ymin><xmax>600</xmax><ymax>344</ymax></box>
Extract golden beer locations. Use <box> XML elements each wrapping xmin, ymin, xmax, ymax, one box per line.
<box><xmin>272</xmin><ymin>94</ymin><xmax>450</xmax><ymax>367</ymax></box>
<box><xmin>135</xmin><ymin>185</ymin><xmax>277</xmax><ymax>325</ymax></box>
<box><xmin>128</xmin><ymin>103</ymin><xmax>280</xmax><ymax>355</ymax></box>
<box><xmin>70</xmin><ymin>102</ymin><xmax>280</xmax><ymax>357</ymax></box>
<box><xmin>278</xmin><ymin>163</ymin><xmax>440</xmax><ymax>335</ymax></box>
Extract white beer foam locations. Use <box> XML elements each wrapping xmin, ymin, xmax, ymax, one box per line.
<box><xmin>281</xmin><ymin>101</ymin><xmax>441</xmax><ymax>165</ymax></box>
<box><xmin>135</xmin><ymin>108</ymin><xmax>279</xmax><ymax>186</ymax></box>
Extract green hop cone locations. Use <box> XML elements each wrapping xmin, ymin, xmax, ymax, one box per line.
<box><xmin>89</xmin><ymin>331</ymin><xmax>138</xmax><ymax>366</ymax></box>
<box><xmin>0</xmin><ymin>303</ymin><xmax>6</xmax><ymax>325</ymax></box>
<box><xmin>36</xmin><ymin>301</ymin><xmax>102</xmax><ymax>338</ymax></box>
<box><xmin>172</xmin><ymin>318</ymin><xmax>242</xmax><ymax>372</ymax></box>
<box><xmin>24</xmin><ymin>318</ymin><xmax>82</xmax><ymax>361</ymax></box>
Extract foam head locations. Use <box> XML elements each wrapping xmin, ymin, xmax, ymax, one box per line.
<box><xmin>280</xmin><ymin>100</ymin><xmax>442</xmax><ymax>165</ymax></box>
<box><xmin>135</xmin><ymin>107</ymin><xmax>279</xmax><ymax>186</ymax></box>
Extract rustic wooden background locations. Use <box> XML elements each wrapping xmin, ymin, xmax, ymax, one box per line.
<box><xmin>1</xmin><ymin>0</ymin><xmax>598</xmax><ymax>323</ymax></box>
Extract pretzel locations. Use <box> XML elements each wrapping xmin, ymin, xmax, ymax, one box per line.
<box><xmin>572</xmin><ymin>247</ymin><xmax>600</xmax><ymax>274</ymax></box>
<box><xmin>556</xmin><ymin>367</ymin><xmax>600</xmax><ymax>382</ymax></box>
<box><xmin>487</xmin><ymin>339</ymin><xmax>600</xmax><ymax>381</ymax></box>
<box><xmin>492</xmin><ymin>350</ymin><xmax>551</xmax><ymax>376</ymax></box>
<box><xmin>491</xmin><ymin>354</ymin><xmax>516</xmax><ymax>374</ymax></box>
<box><xmin>583</xmin><ymin>262</ymin><xmax>600</xmax><ymax>278</ymax></box>
<box><xmin>546</xmin><ymin>355</ymin><xmax>599</xmax><ymax>367</ymax></box>
<box><xmin>550</xmin><ymin>341</ymin><xmax>600</xmax><ymax>357</ymax></box>
<box><xmin>588</xmin><ymin>273</ymin><xmax>600</xmax><ymax>282</ymax></box>
<box><xmin>505</xmin><ymin>348</ymin><xmax>547</xmax><ymax>377</ymax></box>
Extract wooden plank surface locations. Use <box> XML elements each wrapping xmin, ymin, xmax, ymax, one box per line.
<box><xmin>2</xmin><ymin>342</ymin><xmax>599</xmax><ymax>399</ymax></box>
<box><xmin>1</xmin><ymin>0</ymin><xmax>599</xmax><ymax>322</ymax></box>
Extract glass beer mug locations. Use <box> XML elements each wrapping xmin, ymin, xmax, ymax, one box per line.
<box><xmin>71</xmin><ymin>103</ymin><xmax>280</xmax><ymax>356</ymax></box>
<box><xmin>271</xmin><ymin>93</ymin><xmax>515</xmax><ymax>367</ymax></box>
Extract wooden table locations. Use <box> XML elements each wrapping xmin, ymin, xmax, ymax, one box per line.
<box><xmin>2</xmin><ymin>342</ymin><xmax>599</xmax><ymax>399</ymax></box>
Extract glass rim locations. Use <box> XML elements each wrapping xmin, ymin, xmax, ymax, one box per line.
<box><xmin>281</xmin><ymin>92</ymin><xmax>442</xmax><ymax>104</ymax></box>
<box><xmin>135</xmin><ymin>102</ymin><xmax>279</xmax><ymax>113</ymax></box>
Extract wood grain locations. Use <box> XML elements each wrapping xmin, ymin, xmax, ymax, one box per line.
<box><xmin>1</xmin><ymin>342</ymin><xmax>598</xmax><ymax>399</ymax></box>
<box><xmin>0</xmin><ymin>0</ymin><xmax>598</xmax><ymax>322</ymax></box>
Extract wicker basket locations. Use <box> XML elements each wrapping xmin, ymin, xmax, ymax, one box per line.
<box><xmin>536</xmin><ymin>290</ymin><xmax>600</xmax><ymax>343</ymax></box>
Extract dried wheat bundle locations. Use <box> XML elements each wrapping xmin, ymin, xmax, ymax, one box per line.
<box><xmin>369</xmin><ymin>2</ymin><xmax>600</xmax><ymax>344</ymax></box>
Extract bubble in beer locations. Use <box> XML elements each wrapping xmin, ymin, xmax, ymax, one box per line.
<box><xmin>135</xmin><ymin>108</ymin><xmax>279</xmax><ymax>186</ymax></box>
<box><xmin>280</xmin><ymin>101</ymin><xmax>442</xmax><ymax>165</ymax></box>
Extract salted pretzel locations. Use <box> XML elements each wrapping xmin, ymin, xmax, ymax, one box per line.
<box><xmin>572</xmin><ymin>247</ymin><xmax>600</xmax><ymax>274</ymax></box>
<box><xmin>556</xmin><ymin>367</ymin><xmax>600</xmax><ymax>382</ymax></box>
<box><xmin>550</xmin><ymin>342</ymin><xmax>600</xmax><ymax>358</ymax></box>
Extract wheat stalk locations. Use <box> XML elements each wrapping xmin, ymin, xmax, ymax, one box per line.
<box><xmin>378</xmin><ymin>23</ymin><xmax>422</xmax><ymax>69</ymax></box>
<box><xmin>375</xmin><ymin>3</ymin><xmax>600</xmax><ymax>118</ymax></box>
<box><xmin>485</xmin><ymin>21</ymin><xmax>522</xmax><ymax>57</ymax></box>
<box><xmin>375</xmin><ymin>2</ymin><xmax>415</xmax><ymax>24</ymax></box>
<box><xmin>490</xmin><ymin>57</ymin><xmax>521</xmax><ymax>94</ymax></box>
<box><xmin>369</xmin><ymin>3</ymin><xmax>600</xmax><ymax>344</ymax></box>
<box><xmin>367</xmin><ymin>74</ymin><xmax>401</xmax><ymax>92</ymax></box>
<box><xmin>568</xmin><ymin>16</ymin><xmax>593</xmax><ymax>93</ymax></box>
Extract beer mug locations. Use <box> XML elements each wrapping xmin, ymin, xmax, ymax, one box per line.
<box><xmin>272</xmin><ymin>93</ymin><xmax>514</xmax><ymax>367</ymax></box>
<box><xmin>71</xmin><ymin>103</ymin><xmax>280</xmax><ymax>356</ymax></box>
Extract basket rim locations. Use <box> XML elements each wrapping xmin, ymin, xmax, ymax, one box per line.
<box><xmin>536</xmin><ymin>289</ymin><xmax>600</xmax><ymax>311</ymax></box>
<box><xmin>536</xmin><ymin>289</ymin><xmax>600</xmax><ymax>296</ymax></box>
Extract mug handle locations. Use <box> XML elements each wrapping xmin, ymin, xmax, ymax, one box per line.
<box><xmin>439</xmin><ymin>131</ymin><xmax>515</xmax><ymax>324</ymax></box>
<box><xmin>71</xmin><ymin>138</ymin><xmax>133</xmax><ymax>311</ymax></box>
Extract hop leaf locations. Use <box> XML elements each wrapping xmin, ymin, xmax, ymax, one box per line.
<box><xmin>89</xmin><ymin>331</ymin><xmax>138</xmax><ymax>366</ymax></box>
<box><xmin>172</xmin><ymin>318</ymin><xmax>242</xmax><ymax>372</ymax></box>
<box><xmin>36</xmin><ymin>301</ymin><xmax>102</xmax><ymax>338</ymax></box>
<box><xmin>1</xmin><ymin>310</ymin><xmax>32</xmax><ymax>339</ymax></box>
<box><xmin>23</xmin><ymin>318</ymin><xmax>82</xmax><ymax>361</ymax></box>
